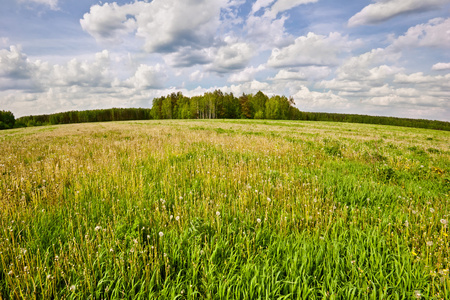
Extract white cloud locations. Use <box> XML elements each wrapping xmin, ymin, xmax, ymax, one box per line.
<box><xmin>164</xmin><ymin>47</ymin><xmax>213</xmax><ymax>68</ymax></box>
<box><xmin>80</xmin><ymin>2</ymin><xmax>142</xmax><ymax>44</ymax></box>
<box><xmin>18</xmin><ymin>0</ymin><xmax>59</xmax><ymax>10</ymax></box>
<box><xmin>271</xmin><ymin>66</ymin><xmax>331</xmax><ymax>81</ymax></box>
<box><xmin>432</xmin><ymin>62</ymin><xmax>450</xmax><ymax>70</ymax></box>
<box><xmin>317</xmin><ymin>79</ymin><xmax>366</xmax><ymax>93</ymax></box>
<box><xmin>266</xmin><ymin>0</ymin><xmax>318</xmax><ymax>18</ymax></box>
<box><xmin>391</xmin><ymin>18</ymin><xmax>450</xmax><ymax>49</ymax></box>
<box><xmin>189</xmin><ymin>70</ymin><xmax>204</xmax><ymax>82</ymax></box>
<box><xmin>81</xmin><ymin>0</ymin><xmax>226</xmax><ymax>52</ymax></box>
<box><xmin>394</xmin><ymin>72</ymin><xmax>450</xmax><ymax>85</ymax></box>
<box><xmin>292</xmin><ymin>86</ymin><xmax>350</xmax><ymax>111</ymax></box>
<box><xmin>250</xmin><ymin>0</ymin><xmax>276</xmax><ymax>14</ymax></box>
<box><xmin>123</xmin><ymin>64</ymin><xmax>166</xmax><ymax>89</ymax></box>
<box><xmin>269</xmin><ymin>69</ymin><xmax>307</xmax><ymax>81</ymax></box>
<box><xmin>209</xmin><ymin>41</ymin><xmax>254</xmax><ymax>72</ymax></box>
<box><xmin>0</xmin><ymin>45</ymin><xmax>32</xmax><ymax>79</ymax></box>
<box><xmin>267</xmin><ymin>32</ymin><xmax>358</xmax><ymax>68</ymax></box>
<box><xmin>245</xmin><ymin>14</ymin><xmax>292</xmax><ymax>48</ymax></box>
<box><xmin>43</xmin><ymin>50</ymin><xmax>113</xmax><ymax>88</ymax></box>
<box><xmin>335</xmin><ymin>48</ymin><xmax>401</xmax><ymax>81</ymax></box>
<box><xmin>348</xmin><ymin>0</ymin><xmax>450</xmax><ymax>27</ymax></box>
<box><xmin>227</xmin><ymin>65</ymin><xmax>265</xmax><ymax>83</ymax></box>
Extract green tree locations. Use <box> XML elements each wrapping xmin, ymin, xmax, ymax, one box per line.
<box><xmin>250</xmin><ymin>91</ymin><xmax>268</xmax><ymax>119</ymax></box>
<box><xmin>239</xmin><ymin>94</ymin><xmax>252</xmax><ymax>119</ymax></box>
<box><xmin>0</xmin><ymin>110</ymin><xmax>15</xmax><ymax>129</ymax></box>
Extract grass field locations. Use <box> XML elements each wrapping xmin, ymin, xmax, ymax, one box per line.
<box><xmin>0</xmin><ymin>119</ymin><xmax>449</xmax><ymax>299</ymax></box>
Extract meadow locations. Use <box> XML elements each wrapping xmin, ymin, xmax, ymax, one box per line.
<box><xmin>0</xmin><ymin>119</ymin><xmax>448</xmax><ymax>299</ymax></box>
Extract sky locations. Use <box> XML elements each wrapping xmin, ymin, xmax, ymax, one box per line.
<box><xmin>0</xmin><ymin>0</ymin><xmax>449</xmax><ymax>121</ymax></box>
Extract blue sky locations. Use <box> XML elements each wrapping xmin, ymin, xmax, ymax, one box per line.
<box><xmin>1</xmin><ymin>0</ymin><xmax>449</xmax><ymax>121</ymax></box>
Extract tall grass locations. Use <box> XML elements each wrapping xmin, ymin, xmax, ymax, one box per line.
<box><xmin>0</xmin><ymin>120</ymin><xmax>449</xmax><ymax>299</ymax></box>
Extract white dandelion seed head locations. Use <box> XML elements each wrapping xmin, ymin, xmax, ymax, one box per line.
<box><xmin>257</xmin><ymin>218</ymin><xmax>261</xmax><ymax>223</ymax></box>
<box><xmin>175</xmin><ymin>216</ymin><xmax>180</xmax><ymax>221</ymax></box>
<box><xmin>216</xmin><ymin>211</ymin><xmax>220</xmax><ymax>216</ymax></box>
<box><xmin>440</xmin><ymin>219</ymin><xmax>448</xmax><ymax>225</ymax></box>
<box><xmin>159</xmin><ymin>232</ymin><xmax>164</xmax><ymax>237</ymax></box>
<box><xmin>94</xmin><ymin>226</ymin><xmax>102</xmax><ymax>231</ymax></box>
<box><xmin>426</xmin><ymin>241</ymin><xmax>433</xmax><ymax>247</ymax></box>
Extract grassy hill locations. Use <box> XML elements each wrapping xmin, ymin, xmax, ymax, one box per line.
<box><xmin>1</xmin><ymin>120</ymin><xmax>449</xmax><ymax>299</ymax></box>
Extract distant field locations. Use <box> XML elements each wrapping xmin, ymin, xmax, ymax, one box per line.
<box><xmin>0</xmin><ymin>119</ymin><xmax>449</xmax><ymax>299</ymax></box>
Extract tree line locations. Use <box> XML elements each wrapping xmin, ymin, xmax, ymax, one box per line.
<box><xmin>1</xmin><ymin>90</ymin><xmax>448</xmax><ymax>131</ymax></box>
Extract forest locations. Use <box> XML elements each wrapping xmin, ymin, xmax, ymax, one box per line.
<box><xmin>3</xmin><ymin>90</ymin><xmax>449</xmax><ymax>131</ymax></box>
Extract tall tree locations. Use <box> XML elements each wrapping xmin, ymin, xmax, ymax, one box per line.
<box><xmin>0</xmin><ymin>110</ymin><xmax>15</xmax><ymax>129</ymax></box>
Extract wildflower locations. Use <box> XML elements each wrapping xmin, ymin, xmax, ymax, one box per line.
<box><xmin>426</xmin><ymin>241</ymin><xmax>433</xmax><ymax>247</ymax></box>
<box><xmin>8</xmin><ymin>270</ymin><xmax>13</xmax><ymax>276</ymax></box>
<box><xmin>46</xmin><ymin>274</ymin><xmax>51</xmax><ymax>280</ymax></box>
<box><xmin>404</xmin><ymin>220</ymin><xmax>409</xmax><ymax>227</ymax></box>
<box><xmin>257</xmin><ymin>218</ymin><xmax>261</xmax><ymax>223</ymax></box>
<box><xmin>70</xmin><ymin>285</ymin><xmax>76</xmax><ymax>292</ymax></box>
<box><xmin>216</xmin><ymin>211</ymin><xmax>220</xmax><ymax>216</ymax></box>
<box><xmin>430</xmin><ymin>208</ymin><xmax>435</xmax><ymax>213</ymax></box>
<box><xmin>267</xmin><ymin>197</ymin><xmax>271</xmax><ymax>202</ymax></box>
<box><xmin>170</xmin><ymin>215</ymin><xmax>173</xmax><ymax>220</ymax></box>
<box><xmin>175</xmin><ymin>216</ymin><xmax>180</xmax><ymax>221</ymax></box>
<box><xmin>94</xmin><ymin>226</ymin><xmax>102</xmax><ymax>231</ymax></box>
<box><xmin>413</xmin><ymin>290</ymin><xmax>421</xmax><ymax>299</ymax></box>
<box><xmin>411</xmin><ymin>250</ymin><xmax>417</xmax><ymax>256</ymax></box>
<box><xmin>159</xmin><ymin>232</ymin><xmax>164</xmax><ymax>237</ymax></box>
<box><xmin>109</xmin><ymin>248</ymin><xmax>113</xmax><ymax>252</ymax></box>
<box><xmin>440</xmin><ymin>219</ymin><xmax>448</xmax><ymax>225</ymax></box>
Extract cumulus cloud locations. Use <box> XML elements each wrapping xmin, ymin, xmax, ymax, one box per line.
<box><xmin>432</xmin><ymin>62</ymin><xmax>450</xmax><ymax>70</ymax></box>
<box><xmin>123</xmin><ymin>64</ymin><xmax>166</xmax><ymax>89</ymax></box>
<box><xmin>269</xmin><ymin>70</ymin><xmax>307</xmax><ymax>81</ymax></box>
<box><xmin>227</xmin><ymin>65</ymin><xmax>265</xmax><ymax>83</ymax></box>
<box><xmin>0</xmin><ymin>45</ymin><xmax>32</xmax><ymax>79</ymax></box>
<box><xmin>292</xmin><ymin>86</ymin><xmax>350</xmax><ymax>110</ymax></box>
<box><xmin>245</xmin><ymin>14</ymin><xmax>292</xmax><ymax>48</ymax></box>
<box><xmin>43</xmin><ymin>50</ymin><xmax>113</xmax><ymax>88</ymax></box>
<box><xmin>0</xmin><ymin>46</ymin><xmax>168</xmax><ymax>93</ymax></box>
<box><xmin>348</xmin><ymin>0</ymin><xmax>450</xmax><ymax>27</ymax></box>
<box><xmin>391</xmin><ymin>18</ymin><xmax>450</xmax><ymax>49</ymax></box>
<box><xmin>267</xmin><ymin>32</ymin><xmax>358</xmax><ymax>68</ymax></box>
<box><xmin>335</xmin><ymin>48</ymin><xmax>401</xmax><ymax>81</ymax></box>
<box><xmin>164</xmin><ymin>47</ymin><xmax>213</xmax><ymax>68</ymax></box>
<box><xmin>81</xmin><ymin>0</ymin><xmax>225</xmax><ymax>52</ymax></box>
<box><xmin>209</xmin><ymin>41</ymin><xmax>254</xmax><ymax>72</ymax></box>
<box><xmin>394</xmin><ymin>72</ymin><xmax>450</xmax><ymax>85</ymax></box>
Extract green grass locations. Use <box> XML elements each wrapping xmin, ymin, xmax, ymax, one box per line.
<box><xmin>0</xmin><ymin>120</ymin><xmax>449</xmax><ymax>299</ymax></box>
